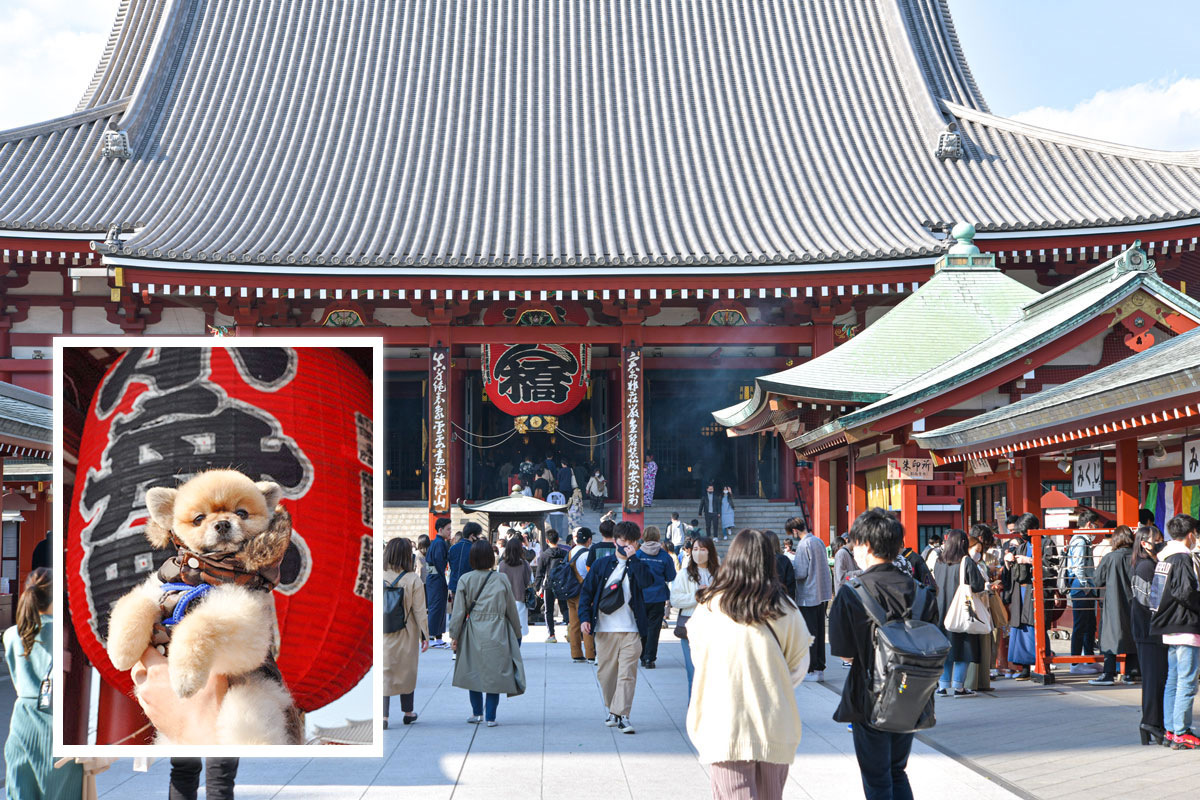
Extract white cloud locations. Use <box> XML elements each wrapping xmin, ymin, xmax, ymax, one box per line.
<box><xmin>0</xmin><ymin>0</ymin><xmax>121</xmax><ymax>131</ymax></box>
<box><xmin>1011</xmin><ymin>76</ymin><xmax>1200</xmax><ymax>152</ymax></box>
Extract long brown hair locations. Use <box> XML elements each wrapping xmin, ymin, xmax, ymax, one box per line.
<box><xmin>696</xmin><ymin>529</ymin><xmax>790</xmax><ymax>624</ymax></box>
<box><xmin>502</xmin><ymin>536</ymin><xmax>525</xmax><ymax>567</ymax></box>
<box><xmin>16</xmin><ymin>568</ymin><xmax>51</xmax><ymax>657</ymax></box>
<box><xmin>687</xmin><ymin>536</ymin><xmax>720</xmax><ymax>584</ymax></box>
<box><xmin>384</xmin><ymin>537</ymin><xmax>415</xmax><ymax>572</ymax></box>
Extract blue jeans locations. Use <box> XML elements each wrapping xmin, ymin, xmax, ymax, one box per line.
<box><xmin>939</xmin><ymin>660</ymin><xmax>968</xmax><ymax>691</ymax></box>
<box><xmin>851</xmin><ymin>722</ymin><xmax>914</xmax><ymax>800</ymax></box>
<box><xmin>1164</xmin><ymin>645</ymin><xmax>1200</xmax><ymax>735</ymax></box>
<box><xmin>469</xmin><ymin>691</ymin><xmax>500</xmax><ymax>722</ymax></box>
<box><xmin>682</xmin><ymin>637</ymin><xmax>695</xmax><ymax>697</ymax></box>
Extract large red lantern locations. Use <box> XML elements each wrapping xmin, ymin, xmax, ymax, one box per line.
<box><xmin>67</xmin><ymin>346</ymin><xmax>373</xmax><ymax>712</ymax></box>
<box><xmin>482</xmin><ymin>343</ymin><xmax>591</xmax><ymax>416</ymax></box>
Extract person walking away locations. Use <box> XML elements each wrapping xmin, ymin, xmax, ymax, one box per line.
<box><xmin>830</xmin><ymin>509</ymin><xmax>941</xmax><ymax>800</ymax></box>
<box><xmin>383</xmin><ymin>537</ymin><xmax>428</xmax><ymax>728</ymax></box>
<box><xmin>671</xmin><ymin>537</ymin><xmax>720</xmax><ymax>696</ymax></box>
<box><xmin>634</xmin><ymin>526</ymin><xmax>677</xmax><ymax>669</ymax></box>
<box><xmin>547</xmin><ymin>489</ymin><xmax>568</xmax><ymax>541</ymax></box>
<box><xmin>535</xmin><ymin>530</ymin><xmax>570</xmax><ymax>643</ymax></box>
<box><xmin>765</xmin><ymin>530</ymin><xmax>796</xmax><ymax>599</ymax></box>
<box><xmin>699</xmin><ymin>483</ymin><xmax>720</xmax><ymax>539</ymax></box>
<box><xmin>586</xmin><ymin>471</ymin><xmax>608</xmax><ymax>511</ymax></box>
<box><xmin>667</xmin><ymin>512</ymin><xmax>688</xmax><ymax>549</ymax></box>
<box><xmin>932</xmin><ymin>529</ymin><xmax>986</xmax><ymax>698</ymax></box>
<box><xmin>1131</xmin><ymin>524</ymin><xmax>1168</xmax><ymax>744</ymax></box>
<box><xmin>567</xmin><ymin>528</ymin><xmax>597</xmax><ymax>663</ymax></box>
<box><xmin>921</xmin><ymin>532</ymin><xmax>944</xmax><ymax>574</ymax></box>
<box><xmin>720</xmin><ymin>487</ymin><xmax>736</xmax><ymax>539</ymax></box>
<box><xmin>587</xmin><ymin>515</ymin><xmax>618</xmax><ymax>568</ymax></box>
<box><xmin>644</xmin><ymin>454</ymin><xmax>659</xmax><ymax>508</ymax></box>
<box><xmin>169</xmin><ymin>759</ymin><xmax>238</xmax><ymax>800</ymax></box>
<box><xmin>1091</xmin><ymin>526</ymin><xmax>1137</xmax><ymax>686</ymax></box>
<box><xmin>687</xmin><ymin>529</ymin><xmax>812</xmax><ymax>800</ymax></box>
<box><xmin>498</xmin><ymin>538</ymin><xmax>533</xmax><ymax>641</ymax></box>
<box><xmin>426</xmin><ymin>518</ymin><xmax>452</xmax><ymax>648</ymax></box>
<box><xmin>415</xmin><ymin>534</ymin><xmax>430</xmax><ymax>581</ymax></box>
<box><xmin>1149</xmin><ymin>513</ymin><xmax>1200</xmax><ymax>749</ymax></box>
<box><xmin>1065</xmin><ymin>509</ymin><xmax>1104</xmax><ymax>674</ymax></box>
<box><xmin>448</xmin><ymin>540</ymin><xmax>527</xmax><ymax>726</ymax></box>
<box><xmin>448</xmin><ymin>524</ymin><xmax>480</xmax><ymax>609</ymax></box>
<box><xmin>4</xmin><ymin>568</ymin><xmax>84</xmax><ymax>800</ymax></box>
<box><xmin>556</xmin><ymin>459</ymin><xmax>576</xmax><ymax>495</ymax></box>
<box><xmin>791</xmin><ymin>517</ymin><xmax>833</xmax><ymax>682</ymax></box>
<box><xmin>579</xmin><ymin>521</ymin><xmax>653</xmax><ymax>733</ymax></box>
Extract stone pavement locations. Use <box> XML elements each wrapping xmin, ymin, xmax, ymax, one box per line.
<box><xmin>93</xmin><ymin>626</ymin><xmax>1019</xmax><ymax>800</ymax></box>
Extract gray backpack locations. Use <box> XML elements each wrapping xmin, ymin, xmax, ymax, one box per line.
<box><xmin>849</xmin><ymin>578</ymin><xmax>950</xmax><ymax>733</ymax></box>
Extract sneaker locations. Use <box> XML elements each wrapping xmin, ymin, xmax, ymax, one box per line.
<box><xmin>990</xmin><ymin>670</ymin><xmax>1001</xmax><ymax>679</ymax></box>
<box><xmin>486</xmin><ymin>720</ymin><xmax>498</xmax><ymax>728</ymax></box>
<box><xmin>1069</xmin><ymin>664</ymin><xmax>1101</xmax><ymax>675</ymax></box>
<box><xmin>812</xmin><ymin>671</ymin><xmax>824</xmax><ymax>683</ymax></box>
<box><xmin>545</xmin><ymin>635</ymin><xmax>558</xmax><ymax>643</ymax></box>
<box><xmin>841</xmin><ymin>661</ymin><xmax>852</xmax><ymax>668</ymax></box>
<box><xmin>953</xmin><ymin>689</ymin><xmax>977</xmax><ymax>698</ymax></box>
<box><xmin>1172</xmin><ymin>731</ymin><xmax>1200</xmax><ymax>750</ymax></box>
<box><xmin>1165</xmin><ymin>731</ymin><xmax>1177</xmax><ymax>747</ymax></box>
<box><xmin>935</xmin><ymin>688</ymin><xmax>949</xmax><ymax>697</ymax></box>
<box><xmin>467</xmin><ymin>715</ymin><xmax>483</xmax><ymax>724</ymax></box>
<box><xmin>1088</xmin><ymin>676</ymin><xmax>1115</xmax><ymax>686</ymax></box>
<box><xmin>616</xmin><ymin>717</ymin><xmax>636</xmax><ymax>734</ymax></box>
<box><xmin>605</xmin><ymin>713</ymin><xmax>619</xmax><ymax>727</ymax></box>
<box><xmin>587</xmin><ymin>658</ymin><xmax>597</xmax><ymax>665</ymax></box>
<box><xmin>573</xmin><ymin>657</ymin><xmax>587</xmax><ymax>663</ymax></box>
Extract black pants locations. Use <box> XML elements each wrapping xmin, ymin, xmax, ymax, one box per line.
<box><xmin>799</xmin><ymin>602</ymin><xmax>827</xmax><ymax>672</ymax></box>
<box><xmin>1136</xmin><ymin>639</ymin><xmax>1168</xmax><ymax>731</ymax></box>
<box><xmin>169</xmin><ymin>758</ymin><xmax>239</xmax><ymax>800</ymax></box>
<box><xmin>1101</xmin><ymin>651</ymin><xmax>1139</xmax><ymax>680</ymax></box>
<box><xmin>544</xmin><ymin>588</ymin><xmax>569</xmax><ymax>636</ymax></box>
<box><xmin>641</xmin><ymin>601</ymin><xmax>666</xmax><ymax>663</ymax></box>
<box><xmin>704</xmin><ymin>512</ymin><xmax>720</xmax><ymax>538</ymax></box>
<box><xmin>851</xmin><ymin>723</ymin><xmax>914</xmax><ymax>800</ymax></box>
<box><xmin>383</xmin><ymin>693</ymin><xmax>415</xmax><ymax>717</ymax></box>
<box><xmin>1069</xmin><ymin>593</ymin><xmax>1097</xmax><ymax>656</ymax></box>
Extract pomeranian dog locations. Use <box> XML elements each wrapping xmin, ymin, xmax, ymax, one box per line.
<box><xmin>106</xmin><ymin>469</ymin><xmax>302</xmax><ymax>745</ymax></box>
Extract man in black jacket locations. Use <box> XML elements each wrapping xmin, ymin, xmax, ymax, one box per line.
<box><xmin>535</xmin><ymin>530</ymin><xmax>571</xmax><ymax>643</ymax></box>
<box><xmin>586</xmin><ymin>514</ymin><xmax>618</xmax><ymax>568</ymax></box>
<box><xmin>829</xmin><ymin>508</ymin><xmax>939</xmax><ymax>800</ymax></box>
<box><xmin>579</xmin><ymin>521</ymin><xmax>652</xmax><ymax>735</ymax></box>
<box><xmin>1150</xmin><ymin>513</ymin><xmax>1200</xmax><ymax>749</ymax></box>
<box><xmin>698</xmin><ymin>483</ymin><xmax>720</xmax><ymax>539</ymax></box>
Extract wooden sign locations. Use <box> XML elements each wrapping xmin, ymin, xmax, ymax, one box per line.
<box><xmin>887</xmin><ymin>457</ymin><xmax>933</xmax><ymax>480</ymax></box>
<box><xmin>429</xmin><ymin>346</ymin><xmax>451</xmax><ymax>513</ymax></box>
<box><xmin>622</xmin><ymin>347</ymin><xmax>644</xmax><ymax>513</ymax></box>
<box><xmin>1071</xmin><ymin>451</ymin><xmax>1103</xmax><ymax>498</ymax></box>
<box><xmin>1184</xmin><ymin>438</ymin><xmax>1200</xmax><ymax>486</ymax></box>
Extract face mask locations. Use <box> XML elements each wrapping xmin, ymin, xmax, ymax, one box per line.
<box><xmin>971</xmin><ymin>550</ymin><xmax>982</xmax><ymax>562</ymax></box>
<box><xmin>694</xmin><ymin>549</ymin><xmax>708</xmax><ymax>565</ymax></box>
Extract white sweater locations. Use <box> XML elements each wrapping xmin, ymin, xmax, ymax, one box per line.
<box><xmin>669</xmin><ymin>567</ymin><xmax>712</xmax><ymax>612</ymax></box>
<box><xmin>685</xmin><ymin>594</ymin><xmax>812</xmax><ymax>765</ymax></box>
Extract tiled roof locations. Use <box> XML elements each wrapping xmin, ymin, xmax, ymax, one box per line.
<box><xmin>1</xmin><ymin>0</ymin><xmax>1197</xmax><ymax>273</ymax></box>
<box><xmin>0</xmin><ymin>385</ymin><xmax>51</xmax><ymax>446</ymax></box>
<box><xmin>789</xmin><ymin>245</ymin><xmax>1200</xmax><ymax>449</ymax></box>
<box><xmin>915</xmin><ymin>324</ymin><xmax>1200</xmax><ymax>453</ymax></box>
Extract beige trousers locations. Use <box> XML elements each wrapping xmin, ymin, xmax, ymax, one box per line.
<box><xmin>595</xmin><ymin>630</ymin><xmax>642</xmax><ymax>717</ymax></box>
<box><xmin>567</xmin><ymin>597</ymin><xmax>596</xmax><ymax>660</ymax></box>
<box><xmin>709</xmin><ymin>761</ymin><xmax>789</xmax><ymax>800</ymax></box>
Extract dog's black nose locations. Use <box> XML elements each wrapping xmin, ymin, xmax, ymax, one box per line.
<box><xmin>214</xmin><ymin>519</ymin><xmax>232</xmax><ymax>535</ymax></box>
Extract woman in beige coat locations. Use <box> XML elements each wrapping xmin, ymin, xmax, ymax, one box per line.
<box><xmin>448</xmin><ymin>540</ymin><xmax>526</xmax><ymax>727</ymax></box>
<box><xmin>383</xmin><ymin>537</ymin><xmax>428</xmax><ymax>728</ymax></box>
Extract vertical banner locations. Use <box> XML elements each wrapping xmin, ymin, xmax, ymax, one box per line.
<box><xmin>429</xmin><ymin>346</ymin><xmax>451</xmax><ymax>514</ymax></box>
<box><xmin>622</xmin><ymin>346</ymin><xmax>644</xmax><ymax>514</ymax></box>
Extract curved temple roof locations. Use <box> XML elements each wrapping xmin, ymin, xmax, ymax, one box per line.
<box><xmin>1</xmin><ymin>0</ymin><xmax>1198</xmax><ymax>273</ymax></box>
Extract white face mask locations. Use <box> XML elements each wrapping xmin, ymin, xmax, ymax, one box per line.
<box><xmin>694</xmin><ymin>549</ymin><xmax>709</xmax><ymax>565</ymax></box>
<box><xmin>971</xmin><ymin>550</ymin><xmax>983</xmax><ymax>562</ymax></box>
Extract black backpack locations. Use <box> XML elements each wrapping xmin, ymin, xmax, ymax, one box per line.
<box><xmin>550</xmin><ymin>549</ymin><xmax>587</xmax><ymax>600</ymax></box>
<box><xmin>849</xmin><ymin>577</ymin><xmax>950</xmax><ymax>734</ymax></box>
<box><xmin>384</xmin><ymin>572</ymin><xmax>407</xmax><ymax>634</ymax></box>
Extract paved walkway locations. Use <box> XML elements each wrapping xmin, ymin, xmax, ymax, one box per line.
<box><xmin>94</xmin><ymin>627</ymin><xmax>1019</xmax><ymax>799</ymax></box>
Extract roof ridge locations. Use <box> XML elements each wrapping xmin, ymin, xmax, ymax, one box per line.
<box><xmin>1021</xmin><ymin>244</ymin><xmax>1154</xmax><ymax>319</ymax></box>
<box><xmin>0</xmin><ymin>100</ymin><xmax>129</xmax><ymax>145</ymax></box>
<box><xmin>943</xmin><ymin>100</ymin><xmax>1200</xmax><ymax>168</ymax></box>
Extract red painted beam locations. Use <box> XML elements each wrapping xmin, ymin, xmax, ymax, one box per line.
<box><xmin>279</xmin><ymin>324</ymin><xmax>812</xmax><ymax>346</ymax></box>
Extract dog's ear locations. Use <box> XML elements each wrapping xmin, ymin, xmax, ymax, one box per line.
<box><xmin>256</xmin><ymin>481</ymin><xmax>283</xmax><ymax>512</ymax></box>
<box><xmin>242</xmin><ymin>505</ymin><xmax>292</xmax><ymax>571</ymax></box>
<box><xmin>144</xmin><ymin>487</ymin><xmax>177</xmax><ymax>548</ymax></box>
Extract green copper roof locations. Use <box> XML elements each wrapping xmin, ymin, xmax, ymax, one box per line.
<box><xmin>915</xmin><ymin>323</ymin><xmax>1200</xmax><ymax>454</ymax></box>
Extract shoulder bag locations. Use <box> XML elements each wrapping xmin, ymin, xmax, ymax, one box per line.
<box><xmin>944</xmin><ymin>559</ymin><xmax>992</xmax><ymax>634</ymax></box>
<box><xmin>598</xmin><ymin>562</ymin><xmax>628</xmax><ymax>615</ymax></box>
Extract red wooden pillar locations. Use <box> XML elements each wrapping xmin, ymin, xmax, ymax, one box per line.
<box><xmin>834</xmin><ymin>458</ymin><xmax>849</xmax><ymax>535</ymax></box>
<box><xmin>1115</xmin><ymin>438</ymin><xmax>1140</xmax><ymax>528</ymax></box>
<box><xmin>1019</xmin><ymin>455</ymin><xmax>1042</xmax><ymax>517</ymax></box>
<box><xmin>813</xmin><ymin>457</ymin><xmax>831</xmax><ymax>544</ymax></box>
<box><xmin>850</xmin><ymin>468</ymin><xmax>867</xmax><ymax>520</ymax></box>
<box><xmin>95</xmin><ymin>680</ymin><xmax>153</xmax><ymax>745</ymax></box>
<box><xmin>620</xmin><ymin>327</ymin><xmax>645</xmax><ymax>529</ymax></box>
<box><xmin>899</xmin><ymin>477</ymin><xmax>919</xmax><ymax>550</ymax></box>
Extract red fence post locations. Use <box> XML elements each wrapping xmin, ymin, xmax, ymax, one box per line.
<box><xmin>1031</xmin><ymin>531</ymin><xmax>1055</xmax><ymax>685</ymax></box>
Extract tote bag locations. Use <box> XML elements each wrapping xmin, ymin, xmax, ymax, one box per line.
<box><xmin>944</xmin><ymin>559</ymin><xmax>992</xmax><ymax>635</ymax></box>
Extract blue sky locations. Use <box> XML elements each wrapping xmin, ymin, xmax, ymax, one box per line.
<box><xmin>1</xmin><ymin>1</ymin><xmax>1198</xmax><ymax>149</ymax></box>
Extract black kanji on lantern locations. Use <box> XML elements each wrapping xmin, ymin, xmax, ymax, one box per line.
<box><xmin>491</xmin><ymin>344</ymin><xmax>579</xmax><ymax>405</ymax></box>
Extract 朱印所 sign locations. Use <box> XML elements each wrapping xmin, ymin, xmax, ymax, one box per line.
<box><xmin>886</xmin><ymin>457</ymin><xmax>933</xmax><ymax>481</ymax></box>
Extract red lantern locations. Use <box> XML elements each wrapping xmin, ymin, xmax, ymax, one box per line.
<box><xmin>67</xmin><ymin>346</ymin><xmax>373</xmax><ymax>712</ymax></box>
<box><xmin>482</xmin><ymin>343</ymin><xmax>591</xmax><ymax>416</ymax></box>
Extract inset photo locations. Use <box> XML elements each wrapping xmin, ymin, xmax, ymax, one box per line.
<box><xmin>53</xmin><ymin>339</ymin><xmax>382</xmax><ymax>757</ymax></box>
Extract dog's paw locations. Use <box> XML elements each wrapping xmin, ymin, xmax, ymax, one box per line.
<box><xmin>169</xmin><ymin>661</ymin><xmax>210</xmax><ymax>699</ymax></box>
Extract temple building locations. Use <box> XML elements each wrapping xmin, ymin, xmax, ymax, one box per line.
<box><xmin>1</xmin><ymin>0</ymin><xmax>1199</xmax><ymax>535</ymax></box>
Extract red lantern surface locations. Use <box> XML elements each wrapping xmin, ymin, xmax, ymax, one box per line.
<box><xmin>67</xmin><ymin>346</ymin><xmax>373</xmax><ymax>712</ymax></box>
<box><xmin>482</xmin><ymin>343</ymin><xmax>591</xmax><ymax>416</ymax></box>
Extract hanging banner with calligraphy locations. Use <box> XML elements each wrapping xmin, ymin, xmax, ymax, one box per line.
<box><xmin>482</xmin><ymin>343</ymin><xmax>591</xmax><ymax>416</ymax></box>
<box><xmin>623</xmin><ymin>346</ymin><xmax>644</xmax><ymax>514</ymax></box>
<box><xmin>429</xmin><ymin>347</ymin><xmax>451</xmax><ymax>513</ymax></box>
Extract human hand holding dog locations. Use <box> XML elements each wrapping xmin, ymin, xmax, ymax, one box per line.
<box><xmin>132</xmin><ymin>647</ymin><xmax>226</xmax><ymax>744</ymax></box>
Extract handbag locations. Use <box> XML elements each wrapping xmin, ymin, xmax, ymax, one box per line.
<box><xmin>598</xmin><ymin>563</ymin><xmax>628</xmax><ymax>615</ymax></box>
<box><xmin>673</xmin><ymin>613</ymin><xmax>691</xmax><ymax>640</ymax></box>
<box><xmin>944</xmin><ymin>558</ymin><xmax>992</xmax><ymax>634</ymax></box>
<box><xmin>37</xmin><ymin>659</ymin><xmax>52</xmax><ymax>714</ymax></box>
